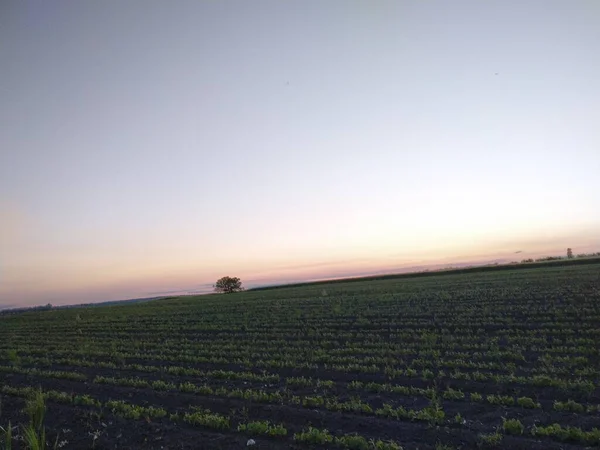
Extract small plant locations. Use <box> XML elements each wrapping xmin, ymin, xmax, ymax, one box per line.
<box><xmin>237</xmin><ymin>420</ymin><xmax>287</xmax><ymax>437</ymax></box>
<box><xmin>517</xmin><ymin>396</ymin><xmax>539</xmax><ymax>409</ymax></box>
<box><xmin>74</xmin><ymin>395</ymin><xmax>101</xmax><ymax>407</ymax></box>
<box><xmin>183</xmin><ymin>410</ymin><xmax>229</xmax><ymax>430</ymax></box>
<box><xmin>293</xmin><ymin>427</ymin><xmax>334</xmax><ymax>445</ymax></box>
<box><xmin>106</xmin><ymin>400</ymin><xmax>166</xmax><ymax>420</ymax></box>
<box><xmin>317</xmin><ymin>379</ymin><xmax>334</xmax><ymax>389</ymax></box>
<box><xmin>151</xmin><ymin>380</ymin><xmax>175</xmax><ymax>391</ymax></box>
<box><xmin>502</xmin><ymin>418</ymin><xmax>524</xmax><ymax>435</ymax></box>
<box><xmin>22</xmin><ymin>424</ymin><xmax>47</xmax><ymax>450</ymax></box>
<box><xmin>587</xmin><ymin>404</ymin><xmax>600</xmax><ymax>413</ymax></box>
<box><xmin>443</xmin><ymin>388</ymin><xmax>464</xmax><ymax>400</ymax></box>
<box><xmin>531</xmin><ymin>375</ymin><xmax>555</xmax><ymax>387</ymax></box>
<box><xmin>5</xmin><ymin>350</ymin><xmax>20</xmax><ymax>367</ymax></box>
<box><xmin>422</xmin><ymin>368</ymin><xmax>435</xmax><ymax>380</ymax></box>
<box><xmin>478</xmin><ymin>431</ymin><xmax>502</xmax><ymax>447</ymax></box>
<box><xmin>302</xmin><ymin>396</ymin><xmax>324</xmax><ymax>408</ymax></box>
<box><xmin>553</xmin><ymin>399</ymin><xmax>584</xmax><ymax>413</ymax></box>
<box><xmin>371</xmin><ymin>439</ymin><xmax>403</xmax><ymax>450</ymax></box>
<box><xmin>286</xmin><ymin>377</ymin><xmax>312</xmax><ymax>388</ymax></box>
<box><xmin>24</xmin><ymin>388</ymin><xmax>46</xmax><ymax>432</ymax></box>
<box><xmin>405</xmin><ymin>368</ymin><xmax>418</xmax><ymax>377</ymax></box>
<box><xmin>348</xmin><ymin>381</ymin><xmax>364</xmax><ymax>390</ymax></box>
<box><xmin>470</xmin><ymin>392</ymin><xmax>483</xmax><ymax>402</ymax></box>
<box><xmin>486</xmin><ymin>394</ymin><xmax>514</xmax><ymax>406</ymax></box>
<box><xmin>472</xmin><ymin>371</ymin><xmax>487</xmax><ymax>381</ymax></box>
<box><xmin>45</xmin><ymin>391</ymin><xmax>71</xmax><ymax>404</ymax></box>
<box><xmin>106</xmin><ymin>400</ymin><xmax>142</xmax><ymax>420</ymax></box>
<box><xmin>20</xmin><ymin>388</ymin><xmax>56</xmax><ymax>450</ymax></box>
<box><xmin>179</xmin><ymin>382</ymin><xmax>197</xmax><ymax>393</ymax></box>
<box><xmin>435</xmin><ymin>443</ymin><xmax>456</xmax><ymax>450</ymax></box>
<box><xmin>0</xmin><ymin>421</ymin><xmax>13</xmax><ymax>450</ymax></box>
<box><xmin>418</xmin><ymin>401</ymin><xmax>445</xmax><ymax>425</ymax></box>
<box><xmin>335</xmin><ymin>434</ymin><xmax>369</xmax><ymax>450</ymax></box>
<box><xmin>196</xmin><ymin>384</ymin><xmax>214</xmax><ymax>395</ymax></box>
<box><xmin>530</xmin><ymin>423</ymin><xmax>600</xmax><ymax>444</ymax></box>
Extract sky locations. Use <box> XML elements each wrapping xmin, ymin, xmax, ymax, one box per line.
<box><xmin>1</xmin><ymin>1</ymin><xmax>599</xmax><ymax>307</ymax></box>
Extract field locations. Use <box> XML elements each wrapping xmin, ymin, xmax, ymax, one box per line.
<box><xmin>1</xmin><ymin>263</ymin><xmax>599</xmax><ymax>449</ymax></box>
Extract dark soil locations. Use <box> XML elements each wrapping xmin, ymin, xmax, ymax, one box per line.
<box><xmin>1</xmin><ymin>370</ymin><xmax>596</xmax><ymax>450</ymax></box>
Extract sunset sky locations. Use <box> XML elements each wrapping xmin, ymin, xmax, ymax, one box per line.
<box><xmin>1</xmin><ymin>1</ymin><xmax>599</xmax><ymax>308</ymax></box>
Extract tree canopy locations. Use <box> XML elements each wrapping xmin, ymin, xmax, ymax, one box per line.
<box><xmin>214</xmin><ymin>276</ymin><xmax>243</xmax><ymax>294</ymax></box>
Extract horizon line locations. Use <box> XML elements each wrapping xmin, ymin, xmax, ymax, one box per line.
<box><xmin>4</xmin><ymin>251</ymin><xmax>599</xmax><ymax>312</ymax></box>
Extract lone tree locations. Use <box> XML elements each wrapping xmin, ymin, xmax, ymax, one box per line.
<box><xmin>214</xmin><ymin>276</ymin><xmax>243</xmax><ymax>294</ymax></box>
<box><xmin>567</xmin><ymin>248</ymin><xmax>573</xmax><ymax>259</ymax></box>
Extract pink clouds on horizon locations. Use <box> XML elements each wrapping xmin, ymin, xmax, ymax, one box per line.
<box><xmin>3</xmin><ymin>242</ymin><xmax>599</xmax><ymax>310</ymax></box>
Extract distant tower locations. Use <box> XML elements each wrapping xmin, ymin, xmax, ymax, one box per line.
<box><xmin>567</xmin><ymin>248</ymin><xmax>573</xmax><ymax>259</ymax></box>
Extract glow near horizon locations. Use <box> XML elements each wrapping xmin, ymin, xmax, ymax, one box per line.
<box><xmin>1</xmin><ymin>1</ymin><xmax>599</xmax><ymax>306</ymax></box>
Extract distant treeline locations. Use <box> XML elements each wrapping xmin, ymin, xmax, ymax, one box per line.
<box><xmin>520</xmin><ymin>252</ymin><xmax>600</xmax><ymax>263</ymax></box>
<box><xmin>0</xmin><ymin>303</ymin><xmax>53</xmax><ymax>316</ymax></box>
<box><xmin>249</xmin><ymin>256</ymin><xmax>600</xmax><ymax>292</ymax></box>
<box><xmin>0</xmin><ymin>297</ymin><xmax>166</xmax><ymax>316</ymax></box>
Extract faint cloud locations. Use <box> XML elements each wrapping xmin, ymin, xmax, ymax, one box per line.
<box><xmin>146</xmin><ymin>283</ymin><xmax>214</xmax><ymax>296</ymax></box>
<box><xmin>146</xmin><ymin>290</ymin><xmax>186</xmax><ymax>296</ymax></box>
<box><xmin>0</xmin><ymin>201</ymin><xmax>30</xmax><ymax>251</ymax></box>
<box><xmin>514</xmin><ymin>250</ymin><xmax>523</xmax><ymax>253</ymax></box>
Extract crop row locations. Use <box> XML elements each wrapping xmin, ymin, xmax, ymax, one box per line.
<box><xmin>91</xmin><ymin>374</ymin><xmax>600</xmax><ymax>418</ymax></box>
<box><xmin>4</xmin><ymin>384</ymin><xmax>600</xmax><ymax>447</ymax></box>
<box><xmin>0</xmin><ymin>385</ymin><xmax>405</xmax><ymax>449</ymax></box>
<box><xmin>4</xmin><ymin>324</ymin><xmax>600</xmax><ymax>345</ymax></box>
<box><xmin>5</xmin><ymin>339</ymin><xmax>598</xmax><ymax>377</ymax></box>
<box><xmin>2</xmin><ymin>352</ymin><xmax>596</xmax><ymax>399</ymax></box>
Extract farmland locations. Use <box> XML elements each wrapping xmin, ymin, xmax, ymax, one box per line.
<box><xmin>1</xmin><ymin>263</ymin><xmax>599</xmax><ymax>449</ymax></box>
